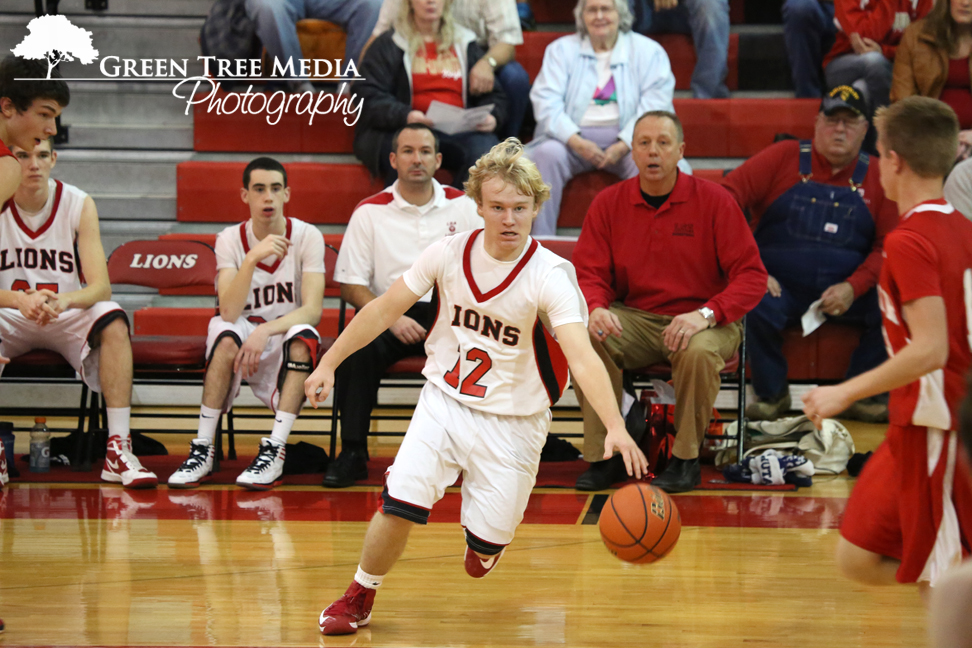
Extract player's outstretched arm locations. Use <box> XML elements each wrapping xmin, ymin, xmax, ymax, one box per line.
<box><xmin>0</xmin><ymin>156</ymin><xmax>19</xmax><ymax>205</ymax></box>
<box><xmin>804</xmin><ymin>295</ymin><xmax>948</xmax><ymax>426</ymax></box>
<box><xmin>304</xmin><ymin>276</ymin><xmax>421</xmax><ymax>407</ymax></box>
<box><xmin>555</xmin><ymin>322</ymin><xmax>648</xmax><ymax>479</ymax></box>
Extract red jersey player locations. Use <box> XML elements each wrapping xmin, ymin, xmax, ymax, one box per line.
<box><xmin>804</xmin><ymin>96</ymin><xmax>972</xmax><ymax>595</ymax></box>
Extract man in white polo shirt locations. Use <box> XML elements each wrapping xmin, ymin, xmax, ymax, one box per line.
<box><xmin>326</xmin><ymin>123</ymin><xmax>483</xmax><ymax>487</ymax></box>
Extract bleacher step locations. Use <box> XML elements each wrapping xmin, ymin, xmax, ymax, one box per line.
<box><xmin>0</xmin><ymin>0</ymin><xmax>214</xmax><ymax>16</ymax></box>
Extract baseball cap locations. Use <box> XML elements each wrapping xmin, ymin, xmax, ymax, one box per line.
<box><xmin>820</xmin><ymin>85</ymin><xmax>868</xmax><ymax>118</ymax></box>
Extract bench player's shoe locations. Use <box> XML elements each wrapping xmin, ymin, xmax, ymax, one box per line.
<box><xmin>464</xmin><ymin>546</ymin><xmax>505</xmax><ymax>578</ymax></box>
<box><xmin>167</xmin><ymin>439</ymin><xmax>215</xmax><ymax>489</ymax></box>
<box><xmin>236</xmin><ymin>438</ymin><xmax>285</xmax><ymax>491</ymax></box>
<box><xmin>318</xmin><ymin>581</ymin><xmax>376</xmax><ymax>635</ymax></box>
<box><xmin>102</xmin><ymin>436</ymin><xmax>158</xmax><ymax>489</ymax></box>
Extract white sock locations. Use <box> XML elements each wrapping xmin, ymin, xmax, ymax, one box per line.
<box><xmin>270</xmin><ymin>411</ymin><xmax>297</xmax><ymax>446</ymax></box>
<box><xmin>354</xmin><ymin>565</ymin><xmax>384</xmax><ymax>589</ymax></box>
<box><xmin>197</xmin><ymin>406</ymin><xmax>222</xmax><ymax>444</ymax></box>
<box><xmin>106</xmin><ymin>407</ymin><xmax>131</xmax><ymax>442</ymax></box>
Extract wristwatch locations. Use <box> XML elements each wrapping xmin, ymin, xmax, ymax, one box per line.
<box><xmin>698</xmin><ymin>307</ymin><xmax>716</xmax><ymax>328</ymax></box>
<box><xmin>486</xmin><ymin>55</ymin><xmax>498</xmax><ymax>69</ymax></box>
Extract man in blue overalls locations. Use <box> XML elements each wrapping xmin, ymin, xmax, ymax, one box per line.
<box><xmin>723</xmin><ymin>85</ymin><xmax>898</xmax><ymax>421</ymax></box>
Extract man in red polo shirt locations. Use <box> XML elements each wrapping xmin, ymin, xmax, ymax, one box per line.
<box><xmin>572</xmin><ymin>110</ymin><xmax>767</xmax><ymax>493</ymax></box>
<box><xmin>723</xmin><ymin>84</ymin><xmax>898</xmax><ymax>422</ymax></box>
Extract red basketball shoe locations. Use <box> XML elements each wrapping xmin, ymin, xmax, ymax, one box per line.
<box><xmin>464</xmin><ymin>547</ymin><xmax>505</xmax><ymax>578</ymax></box>
<box><xmin>318</xmin><ymin>581</ymin><xmax>376</xmax><ymax>635</ymax></box>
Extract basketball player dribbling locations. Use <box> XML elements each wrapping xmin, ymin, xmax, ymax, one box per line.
<box><xmin>167</xmin><ymin>157</ymin><xmax>325</xmax><ymax>491</ymax></box>
<box><xmin>304</xmin><ymin>138</ymin><xmax>649</xmax><ymax>636</ymax></box>
<box><xmin>803</xmin><ymin>97</ymin><xmax>972</xmax><ymax>596</ymax></box>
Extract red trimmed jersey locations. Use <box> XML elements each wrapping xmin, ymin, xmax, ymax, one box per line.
<box><xmin>403</xmin><ymin>229</ymin><xmax>587</xmax><ymax>416</ymax></box>
<box><xmin>0</xmin><ymin>179</ymin><xmax>85</xmax><ymax>294</ymax></box>
<box><xmin>877</xmin><ymin>199</ymin><xmax>972</xmax><ymax>429</ymax></box>
<box><xmin>214</xmin><ymin>217</ymin><xmax>325</xmax><ymax>323</ymax></box>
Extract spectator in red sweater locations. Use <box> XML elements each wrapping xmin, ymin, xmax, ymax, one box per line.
<box><xmin>572</xmin><ymin>110</ymin><xmax>767</xmax><ymax>493</ymax></box>
<box><xmin>824</xmin><ymin>0</ymin><xmax>933</xmax><ymax>113</ymax></box>
<box><xmin>723</xmin><ymin>85</ymin><xmax>897</xmax><ymax>422</ymax></box>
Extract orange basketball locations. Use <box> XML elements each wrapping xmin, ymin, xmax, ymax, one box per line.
<box><xmin>598</xmin><ymin>483</ymin><xmax>681</xmax><ymax>564</ymax></box>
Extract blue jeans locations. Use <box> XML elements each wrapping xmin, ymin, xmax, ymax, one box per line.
<box><xmin>746</xmin><ymin>255</ymin><xmax>887</xmax><ymax>400</ymax></box>
<box><xmin>496</xmin><ymin>61</ymin><xmax>530</xmax><ymax>139</ymax></box>
<box><xmin>825</xmin><ymin>50</ymin><xmax>894</xmax><ymax>113</ymax></box>
<box><xmin>245</xmin><ymin>0</ymin><xmax>383</xmax><ymax>78</ymax></box>
<box><xmin>630</xmin><ymin>0</ymin><xmax>730</xmax><ymax>98</ymax></box>
<box><xmin>781</xmin><ymin>0</ymin><xmax>835</xmax><ymax>98</ymax></box>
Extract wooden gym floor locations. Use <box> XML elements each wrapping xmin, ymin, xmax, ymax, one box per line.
<box><xmin>0</xmin><ymin>411</ymin><xmax>929</xmax><ymax>648</ymax></box>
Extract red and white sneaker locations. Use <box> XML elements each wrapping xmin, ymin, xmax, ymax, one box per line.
<box><xmin>101</xmin><ymin>436</ymin><xmax>158</xmax><ymax>489</ymax></box>
<box><xmin>464</xmin><ymin>546</ymin><xmax>505</xmax><ymax>578</ymax></box>
<box><xmin>318</xmin><ymin>581</ymin><xmax>376</xmax><ymax>635</ymax></box>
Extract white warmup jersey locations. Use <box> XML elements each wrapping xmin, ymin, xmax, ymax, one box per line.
<box><xmin>403</xmin><ymin>229</ymin><xmax>587</xmax><ymax>417</ymax></box>
<box><xmin>0</xmin><ymin>179</ymin><xmax>84</xmax><ymax>293</ymax></box>
<box><xmin>214</xmin><ymin>217</ymin><xmax>325</xmax><ymax>322</ymax></box>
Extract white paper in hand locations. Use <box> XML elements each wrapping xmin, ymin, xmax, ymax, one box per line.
<box><xmin>426</xmin><ymin>100</ymin><xmax>494</xmax><ymax>135</ymax></box>
<box><xmin>801</xmin><ymin>298</ymin><xmax>827</xmax><ymax>337</ymax></box>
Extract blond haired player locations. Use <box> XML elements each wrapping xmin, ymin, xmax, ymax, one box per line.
<box><xmin>305</xmin><ymin>138</ymin><xmax>648</xmax><ymax>636</ymax></box>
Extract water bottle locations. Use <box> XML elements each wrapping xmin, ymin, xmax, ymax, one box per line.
<box><xmin>29</xmin><ymin>417</ymin><xmax>50</xmax><ymax>473</ymax></box>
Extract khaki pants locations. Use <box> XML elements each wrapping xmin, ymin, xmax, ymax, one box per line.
<box><xmin>575</xmin><ymin>304</ymin><xmax>742</xmax><ymax>462</ymax></box>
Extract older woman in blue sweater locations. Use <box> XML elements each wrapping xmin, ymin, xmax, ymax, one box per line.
<box><xmin>526</xmin><ymin>0</ymin><xmax>685</xmax><ymax>235</ymax></box>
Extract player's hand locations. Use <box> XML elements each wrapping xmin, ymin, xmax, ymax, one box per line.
<box><xmin>475</xmin><ymin>114</ymin><xmax>497</xmax><ymax>133</ymax></box>
<box><xmin>802</xmin><ymin>384</ymin><xmax>854</xmax><ymax>429</ymax></box>
<box><xmin>304</xmin><ymin>364</ymin><xmax>335</xmax><ymax>409</ymax></box>
<box><xmin>568</xmin><ymin>135</ymin><xmax>606</xmax><ymax>166</ymax></box>
<box><xmin>247</xmin><ymin>234</ymin><xmax>291</xmax><ymax>266</ymax></box>
<box><xmin>17</xmin><ymin>289</ymin><xmax>55</xmax><ymax>325</ymax></box>
<box><xmin>234</xmin><ymin>325</ymin><xmax>271</xmax><ymax>379</ymax></box>
<box><xmin>662</xmin><ymin>311</ymin><xmax>710</xmax><ymax>352</ymax></box>
<box><xmin>767</xmin><ymin>274</ymin><xmax>782</xmax><ymax>298</ymax></box>
<box><xmin>820</xmin><ymin>281</ymin><xmax>854</xmax><ymax>317</ymax></box>
<box><xmin>604</xmin><ymin>425</ymin><xmax>648</xmax><ymax>479</ymax></box>
<box><xmin>470</xmin><ymin>58</ymin><xmax>495</xmax><ymax>94</ymax></box>
<box><xmin>407</xmin><ymin>110</ymin><xmax>434</xmax><ymax>126</ymax></box>
<box><xmin>597</xmin><ymin>141</ymin><xmax>630</xmax><ymax>169</ymax></box>
<box><xmin>589</xmin><ymin>307</ymin><xmax>623</xmax><ymax>343</ymax></box>
<box><xmin>390</xmin><ymin>315</ymin><xmax>427</xmax><ymax>345</ymax></box>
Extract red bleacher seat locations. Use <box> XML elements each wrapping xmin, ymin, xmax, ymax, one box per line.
<box><xmin>177</xmin><ymin>161</ymin><xmax>383</xmax><ymax>224</ymax></box>
<box><xmin>529</xmin><ymin>0</ymin><xmax>744</xmax><ymax>24</ymax></box>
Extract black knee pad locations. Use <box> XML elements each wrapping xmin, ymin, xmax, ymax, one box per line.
<box><xmin>465</xmin><ymin>529</ymin><xmax>504</xmax><ymax>556</ymax></box>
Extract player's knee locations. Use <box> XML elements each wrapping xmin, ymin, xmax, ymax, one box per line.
<box><xmin>465</xmin><ymin>529</ymin><xmax>505</xmax><ymax>556</ymax></box>
<box><xmin>288</xmin><ymin>338</ymin><xmax>311</xmax><ymax>363</ymax></box>
<box><xmin>92</xmin><ymin>316</ymin><xmax>130</xmax><ymax>349</ymax></box>
<box><xmin>835</xmin><ymin>537</ymin><xmax>879</xmax><ymax>583</ymax></box>
<box><xmin>213</xmin><ymin>335</ymin><xmax>240</xmax><ymax>360</ymax></box>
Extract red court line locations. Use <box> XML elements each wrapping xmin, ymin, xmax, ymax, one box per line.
<box><xmin>0</xmin><ymin>487</ymin><xmax>846</xmax><ymax>529</ymax></box>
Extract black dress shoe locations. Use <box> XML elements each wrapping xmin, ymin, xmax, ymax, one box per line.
<box><xmin>651</xmin><ymin>457</ymin><xmax>701</xmax><ymax>493</ymax></box>
<box><xmin>575</xmin><ymin>454</ymin><xmax>627</xmax><ymax>491</ymax></box>
<box><xmin>322</xmin><ymin>447</ymin><xmax>369</xmax><ymax>488</ymax></box>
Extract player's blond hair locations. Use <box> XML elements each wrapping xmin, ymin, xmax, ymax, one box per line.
<box><xmin>874</xmin><ymin>97</ymin><xmax>958</xmax><ymax>179</ymax></box>
<box><xmin>465</xmin><ymin>138</ymin><xmax>551</xmax><ymax>210</ymax></box>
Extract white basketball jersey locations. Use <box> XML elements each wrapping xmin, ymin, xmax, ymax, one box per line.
<box><xmin>404</xmin><ymin>230</ymin><xmax>587</xmax><ymax>417</ymax></box>
<box><xmin>214</xmin><ymin>217</ymin><xmax>325</xmax><ymax>323</ymax></box>
<box><xmin>0</xmin><ymin>179</ymin><xmax>85</xmax><ymax>294</ymax></box>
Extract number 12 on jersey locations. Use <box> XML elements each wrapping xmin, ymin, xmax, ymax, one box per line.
<box><xmin>443</xmin><ymin>347</ymin><xmax>492</xmax><ymax>398</ymax></box>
